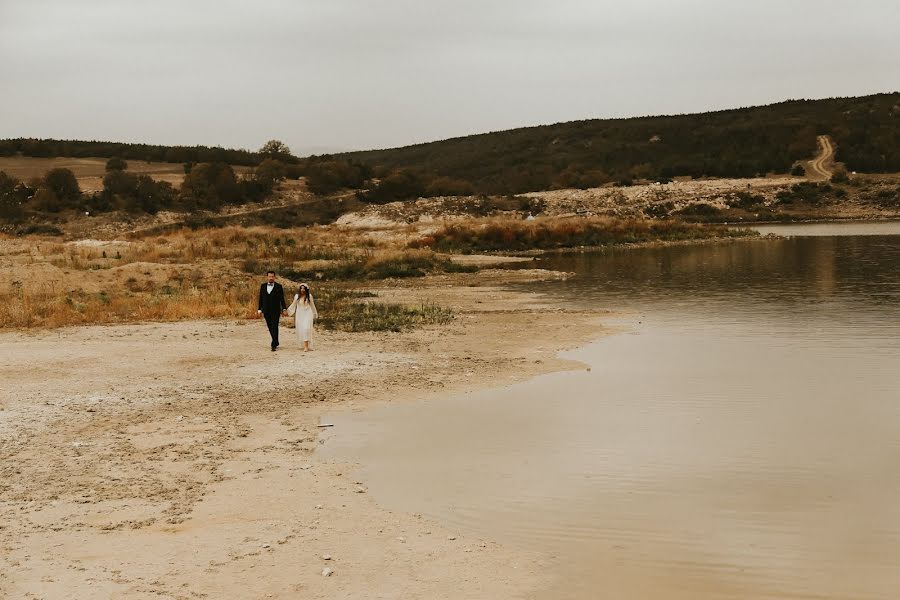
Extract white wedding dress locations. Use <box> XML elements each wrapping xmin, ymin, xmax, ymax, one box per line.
<box><xmin>293</xmin><ymin>293</ymin><xmax>318</xmax><ymax>344</ymax></box>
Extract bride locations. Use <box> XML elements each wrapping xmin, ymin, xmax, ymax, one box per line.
<box><xmin>289</xmin><ymin>283</ymin><xmax>318</xmax><ymax>351</ymax></box>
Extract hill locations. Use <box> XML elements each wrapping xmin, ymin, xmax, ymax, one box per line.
<box><xmin>341</xmin><ymin>93</ymin><xmax>900</xmax><ymax>194</ymax></box>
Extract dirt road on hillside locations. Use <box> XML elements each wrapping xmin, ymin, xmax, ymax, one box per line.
<box><xmin>807</xmin><ymin>135</ymin><xmax>835</xmax><ymax>180</ymax></box>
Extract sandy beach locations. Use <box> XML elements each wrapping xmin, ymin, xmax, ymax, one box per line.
<box><xmin>0</xmin><ymin>270</ymin><xmax>607</xmax><ymax>599</ymax></box>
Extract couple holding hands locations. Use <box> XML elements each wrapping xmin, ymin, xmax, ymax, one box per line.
<box><xmin>257</xmin><ymin>270</ymin><xmax>317</xmax><ymax>352</ymax></box>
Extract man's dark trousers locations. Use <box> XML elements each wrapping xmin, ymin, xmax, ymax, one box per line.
<box><xmin>258</xmin><ymin>282</ymin><xmax>287</xmax><ymax>350</ymax></box>
<box><xmin>264</xmin><ymin>311</ymin><xmax>280</xmax><ymax>349</ymax></box>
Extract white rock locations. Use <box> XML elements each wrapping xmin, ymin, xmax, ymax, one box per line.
<box><xmin>447</xmin><ymin>535</ymin><xmax>457</xmax><ymax>541</ymax></box>
<box><xmin>322</xmin><ymin>554</ymin><xmax>332</xmax><ymax>560</ymax></box>
<box><xmin>321</xmin><ymin>567</ymin><xmax>333</xmax><ymax>577</ymax></box>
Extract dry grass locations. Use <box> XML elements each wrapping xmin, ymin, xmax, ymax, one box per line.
<box><xmin>0</xmin><ymin>278</ymin><xmax>257</xmax><ymax>329</ymax></box>
<box><xmin>410</xmin><ymin>216</ymin><xmax>756</xmax><ymax>253</ymax></box>
<box><xmin>0</xmin><ymin>226</ymin><xmax>460</xmax><ymax>330</ymax></box>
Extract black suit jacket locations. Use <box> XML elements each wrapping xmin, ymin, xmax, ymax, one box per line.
<box><xmin>258</xmin><ymin>282</ymin><xmax>288</xmax><ymax>315</ymax></box>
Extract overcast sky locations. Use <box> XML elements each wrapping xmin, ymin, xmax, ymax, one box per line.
<box><xmin>2</xmin><ymin>0</ymin><xmax>899</xmax><ymax>155</ymax></box>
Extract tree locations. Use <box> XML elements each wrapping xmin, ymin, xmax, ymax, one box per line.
<box><xmin>102</xmin><ymin>169</ymin><xmax>139</xmax><ymax>197</ymax></box>
<box><xmin>43</xmin><ymin>168</ymin><xmax>81</xmax><ymax>203</ymax></box>
<box><xmin>179</xmin><ymin>162</ymin><xmax>241</xmax><ymax>210</ymax></box>
<box><xmin>259</xmin><ymin>139</ymin><xmax>292</xmax><ymax>160</ymax></box>
<box><xmin>0</xmin><ymin>171</ymin><xmax>27</xmax><ymax>221</ymax></box>
<box><xmin>360</xmin><ymin>169</ymin><xmax>426</xmax><ymax>204</ymax></box>
<box><xmin>254</xmin><ymin>159</ymin><xmax>287</xmax><ymax>188</ymax></box>
<box><xmin>105</xmin><ymin>157</ymin><xmax>128</xmax><ymax>171</ymax></box>
<box><xmin>30</xmin><ymin>187</ymin><xmax>62</xmax><ymax>212</ymax></box>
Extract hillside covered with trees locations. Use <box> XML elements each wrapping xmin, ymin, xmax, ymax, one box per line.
<box><xmin>340</xmin><ymin>93</ymin><xmax>900</xmax><ymax>194</ymax></box>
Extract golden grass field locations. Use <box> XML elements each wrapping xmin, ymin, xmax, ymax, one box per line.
<box><xmin>0</xmin><ymin>225</ymin><xmax>455</xmax><ymax>330</ymax></box>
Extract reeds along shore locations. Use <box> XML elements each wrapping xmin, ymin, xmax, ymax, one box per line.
<box><xmin>0</xmin><ymin>218</ymin><xmax>751</xmax><ymax>330</ymax></box>
<box><xmin>409</xmin><ymin>216</ymin><xmax>755</xmax><ymax>253</ymax></box>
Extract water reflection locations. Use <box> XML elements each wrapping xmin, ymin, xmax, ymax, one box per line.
<box><xmin>321</xmin><ymin>229</ymin><xmax>900</xmax><ymax>600</ymax></box>
<box><xmin>514</xmin><ymin>236</ymin><xmax>900</xmax><ymax>337</ymax></box>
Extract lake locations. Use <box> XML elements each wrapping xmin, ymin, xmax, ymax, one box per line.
<box><xmin>320</xmin><ymin>222</ymin><xmax>900</xmax><ymax>599</ymax></box>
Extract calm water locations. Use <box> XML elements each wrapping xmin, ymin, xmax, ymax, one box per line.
<box><xmin>321</xmin><ymin>223</ymin><xmax>900</xmax><ymax>600</ymax></box>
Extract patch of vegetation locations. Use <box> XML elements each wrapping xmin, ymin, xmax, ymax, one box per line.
<box><xmin>643</xmin><ymin>201</ymin><xmax>676</xmax><ymax>218</ymax></box>
<box><xmin>726</xmin><ymin>191</ymin><xmax>766</xmax><ymax>210</ymax></box>
<box><xmin>775</xmin><ymin>182</ymin><xmax>834</xmax><ymax>205</ymax></box>
<box><xmin>315</xmin><ymin>288</ymin><xmax>453</xmax><ymax>332</ymax></box>
<box><xmin>410</xmin><ymin>217</ymin><xmax>754</xmax><ymax>253</ymax></box>
<box><xmin>280</xmin><ymin>250</ymin><xmax>477</xmax><ymax>282</ymax></box>
<box><xmin>673</xmin><ymin>203</ymin><xmax>724</xmax><ymax>221</ymax></box>
<box><xmin>830</xmin><ymin>169</ymin><xmax>850</xmax><ymax>184</ymax></box>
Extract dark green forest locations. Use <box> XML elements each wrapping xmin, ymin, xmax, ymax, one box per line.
<box><xmin>2</xmin><ymin>93</ymin><xmax>899</xmax><ymax>204</ymax></box>
<box><xmin>340</xmin><ymin>93</ymin><xmax>900</xmax><ymax>194</ymax></box>
<box><xmin>0</xmin><ymin>138</ymin><xmax>270</xmax><ymax>166</ymax></box>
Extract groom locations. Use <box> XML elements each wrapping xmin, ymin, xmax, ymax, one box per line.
<box><xmin>258</xmin><ymin>270</ymin><xmax>288</xmax><ymax>351</ymax></box>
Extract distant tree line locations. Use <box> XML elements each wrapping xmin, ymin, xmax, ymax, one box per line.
<box><xmin>338</xmin><ymin>92</ymin><xmax>900</xmax><ymax>194</ymax></box>
<box><xmin>0</xmin><ymin>138</ymin><xmax>298</xmax><ymax>167</ymax></box>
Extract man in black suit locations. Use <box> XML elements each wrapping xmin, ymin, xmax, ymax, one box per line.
<box><xmin>258</xmin><ymin>270</ymin><xmax>288</xmax><ymax>351</ymax></box>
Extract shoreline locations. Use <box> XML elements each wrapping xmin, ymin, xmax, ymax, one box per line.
<box><xmin>0</xmin><ymin>269</ymin><xmax>608</xmax><ymax>599</ymax></box>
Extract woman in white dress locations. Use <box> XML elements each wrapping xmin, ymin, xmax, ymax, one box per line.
<box><xmin>290</xmin><ymin>283</ymin><xmax>318</xmax><ymax>351</ymax></box>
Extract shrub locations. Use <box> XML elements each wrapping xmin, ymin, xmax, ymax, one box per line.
<box><xmin>0</xmin><ymin>171</ymin><xmax>29</xmax><ymax>222</ymax></box>
<box><xmin>305</xmin><ymin>159</ymin><xmax>370</xmax><ymax>195</ymax></box>
<box><xmin>179</xmin><ymin>162</ymin><xmax>241</xmax><ymax>210</ymax></box>
<box><xmin>776</xmin><ymin>182</ymin><xmax>830</xmax><ymax>205</ymax></box>
<box><xmin>315</xmin><ymin>289</ymin><xmax>452</xmax><ymax>332</ymax></box>
<box><xmin>726</xmin><ymin>192</ymin><xmax>765</xmax><ymax>210</ymax></box>
<box><xmin>359</xmin><ymin>169</ymin><xmax>426</xmax><ymax>204</ymax></box>
<box><xmin>43</xmin><ymin>168</ymin><xmax>81</xmax><ymax>204</ymax></box>
<box><xmin>791</xmin><ymin>164</ymin><xmax>806</xmax><ymax>176</ymax></box>
<box><xmin>674</xmin><ymin>203</ymin><xmax>722</xmax><ymax>216</ymax></box>
<box><xmin>830</xmin><ymin>169</ymin><xmax>850</xmax><ymax>184</ymax></box>
<box><xmin>105</xmin><ymin>157</ymin><xmax>128</xmax><ymax>171</ymax></box>
<box><xmin>644</xmin><ymin>201</ymin><xmax>675</xmax><ymax>218</ymax></box>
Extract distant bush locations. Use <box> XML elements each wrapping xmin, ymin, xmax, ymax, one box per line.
<box><xmin>776</xmin><ymin>182</ymin><xmax>832</xmax><ymax>205</ymax></box>
<box><xmin>673</xmin><ymin>203</ymin><xmax>724</xmax><ymax>221</ymax></box>
<box><xmin>726</xmin><ymin>192</ymin><xmax>766</xmax><ymax>210</ymax></box>
<box><xmin>791</xmin><ymin>164</ymin><xmax>806</xmax><ymax>176</ymax></box>
<box><xmin>179</xmin><ymin>162</ymin><xmax>241</xmax><ymax>210</ymax></box>
<box><xmin>643</xmin><ymin>201</ymin><xmax>675</xmax><ymax>218</ymax></box>
<box><xmin>42</xmin><ymin>168</ymin><xmax>81</xmax><ymax>204</ymax></box>
<box><xmin>0</xmin><ymin>171</ymin><xmax>29</xmax><ymax>222</ymax></box>
<box><xmin>100</xmin><ymin>170</ymin><xmax>175</xmax><ymax>214</ymax></box>
<box><xmin>830</xmin><ymin>169</ymin><xmax>850</xmax><ymax>183</ymax></box>
<box><xmin>425</xmin><ymin>176</ymin><xmax>475</xmax><ymax>197</ymax></box>
<box><xmin>358</xmin><ymin>169</ymin><xmax>426</xmax><ymax>204</ymax></box>
<box><xmin>105</xmin><ymin>157</ymin><xmax>128</xmax><ymax>171</ymax></box>
<box><xmin>305</xmin><ymin>159</ymin><xmax>370</xmax><ymax>195</ymax></box>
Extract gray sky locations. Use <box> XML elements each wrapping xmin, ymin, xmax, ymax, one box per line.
<box><xmin>2</xmin><ymin>0</ymin><xmax>899</xmax><ymax>156</ymax></box>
